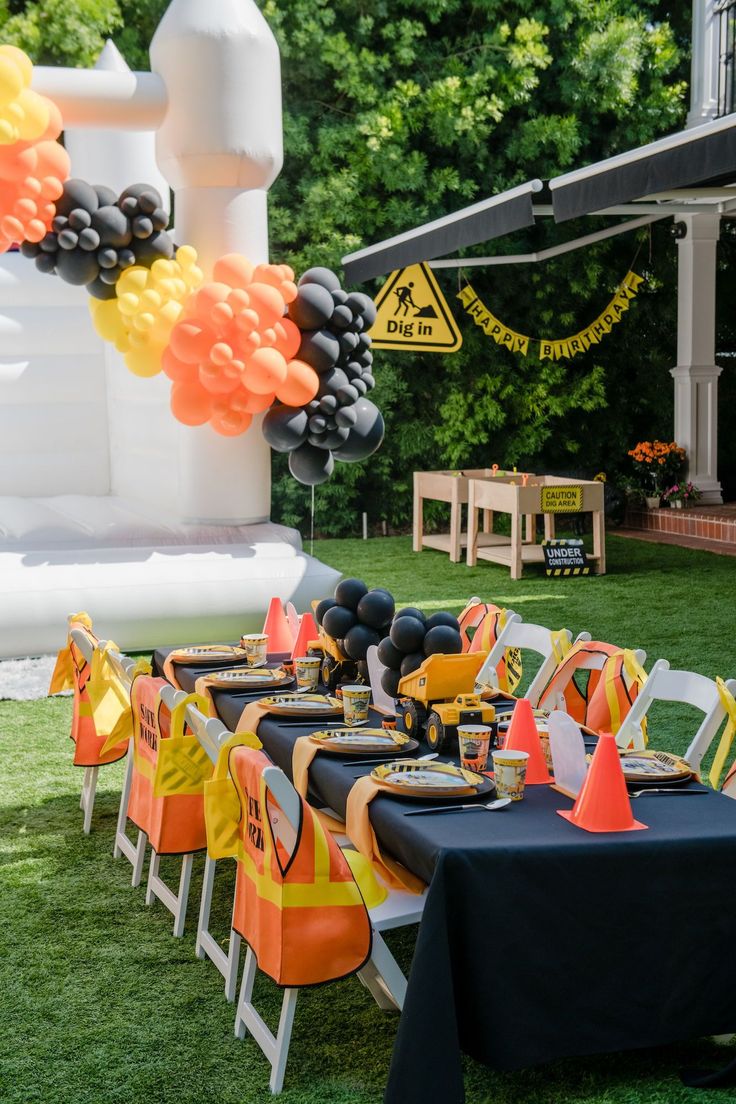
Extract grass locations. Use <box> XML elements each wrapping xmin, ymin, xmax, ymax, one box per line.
<box><xmin>2</xmin><ymin>534</ymin><xmax>736</xmax><ymax>1104</ymax></box>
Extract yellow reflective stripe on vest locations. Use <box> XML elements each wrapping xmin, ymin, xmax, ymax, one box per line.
<box><xmin>709</xmin><ymin>678</ymin><xmax>736</xmax><ymax>789</ymax></box>
<box><xmin>550</xmin><ymin>630</ymin><xmax>572</xmax><ymax>665</ymax></box>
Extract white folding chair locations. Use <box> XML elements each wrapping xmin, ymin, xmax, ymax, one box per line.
<box><xmin>232</xmin><ymin>761</ymin><xmax>426</xmax><ymax>1094</ymax></box>
<box><xmin>537</xmin><ymin>642</ymin><xmax>648</xmax><ymax>714</ymax></box>
<box><xmin>184</xmin><ymin>701</ymin><xmax>243</xmax><ymax>1001</ymax></box>
<box><xmin>474</xmin><ymin>614</ymin><xmax>591</xmax><ymax>705</ymax></box>
<box><xmin>69</xmin><ymin>629</ymin><xmax>140</xmax><ymax>840</ymax></box>
<box><xmin>615</xmin><ymin>659</ymin><xmax>736</xmax><ymax>767</ymax></box>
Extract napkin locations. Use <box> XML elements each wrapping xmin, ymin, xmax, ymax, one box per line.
<box><xmin>194</xmin><ymin>675</ymin><xmax>219</xmax><ymax>717</ymax></box>
<box><xmin>163</xmin><ymin>652</ymin><xmax>184</xmax><ymax>690</ymax></box>
<box><xmin>292</xmin><ymin>737</ymin><xmax>347</xmax><ymax>834</ymax></box>
<box><xmin>346</xmin><ymin>776</ymin><xmax>426</xmax><ymax>895</ymax></box>
<box><xmin>235</xmin><ymin>699</ymin><xmax>271</xmax><ymax>736</ymax></box>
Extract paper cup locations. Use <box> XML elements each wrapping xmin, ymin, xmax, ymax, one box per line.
<box><xmin>492</xmin><ymin>749</ymin><xmax>529</xmax><ymax>801</ymax></box>
<box><xmin>342</xmin><ymin>685</ymin><xmax>371</xmax><ymax>727</ymax></box>
<box><xmin>240</xmin><ymin>633</ymin><xmax>268</xmax><ymax>668</ymax></box>
<box><xmin>294</xmin><ymin>656</ymin><xmax>321</xmax><ymax>691</ymax></box>
<box><xmin>457</xmin><ymin>724</ymin><xmax>492</xmax><ymax>772</ymax></box>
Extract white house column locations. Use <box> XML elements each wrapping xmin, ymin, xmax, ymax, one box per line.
<box><xmin>687</xmin><ymin>0</ymin><xmax>720</xmax><ymax>128</ymax></box>
<box><xmin>150</xmin><ymin>0</ymin><xmax>284</xmax><ymax>525</ymax></box>
<box><xmin>670</xmin><ymin>212</ymin><xmax>722</xmax><ymax>503</ymax></box>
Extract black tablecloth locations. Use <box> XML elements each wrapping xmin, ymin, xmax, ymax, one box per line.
<box><xmin>153</xmin><ymin>647</ymin><xmax>736</xmax><ymax>1104</ymax></box>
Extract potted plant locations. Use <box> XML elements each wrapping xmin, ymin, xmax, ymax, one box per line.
<box><xmin>662</xmin><ymin>481</ymin><xmax>701</xmax><ymax>509</ymax></box>
<box><xmin>627</xmin><ymin>441</ymin><xmax>687</xmax><ymax>508</ymax></box>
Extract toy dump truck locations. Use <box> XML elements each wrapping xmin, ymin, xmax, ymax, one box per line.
<box><xmin>307</xmin><ymin>628</ymin><xmax>360</xmax><ymax>691</ymax></box>
<box><xmin>396</xmin><ymin>652</ymin><xmax>498</xmax><ymax>752</ymax></box>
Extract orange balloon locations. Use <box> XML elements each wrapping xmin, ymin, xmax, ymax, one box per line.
<box><xmin>161</xmin><ymin>345</ymin><xmax>199</xmax><ymax>383</ymax></box>
<box><xmin>210</xmin><ymin>408</ymin><xmax>253</xmax><ymax>437</ymax></box>
<box><xmin>190</xmin><ymin>282</ymin><xmax>231</xmax><ymax>322</ymax></box>
<box><xmin>198</xmin><ymin>361</ymin><xmax>240</xmax><ymax>394</ymax></box>
<box><xmin>170</xmin><ymin>380</ymin><xmax>212</xmax><ymax>426</ymax></box>
<box><xmin>273</xmin><ymin>318</ymin><xmax>301</xmax><ymax>361</ymax></box>
<box><xmin>246</xmin><ymin>282</ymin><xmax>285</xmax><ymax>329</ymax></box>
<box><xmin>276</xmin><ymin>358</ymin><xmax>319</xmax><ymax>407</ymax></box>
<box><xmin>169</xmin><ymin>319</ymin><xmax>214</xmax><ymax>364</ymax></box>
<box><xmin>231</xmin><ymin>387</ymin><xmax>275</xmax><ymax>414</ymax></box>
<box><xmin>242</xmin><ymin>347</ymin><xmax>287</xmax><ymax>395</ymax></box>
<box><xmin>213</xmin><ymin>253</ymin><xmax>254</xmax><ymax>290</ymax></box>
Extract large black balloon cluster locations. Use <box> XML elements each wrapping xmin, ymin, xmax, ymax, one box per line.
<box><xmin>21</xmin><ymin>180</ymin><xmax>173</xmax><ymax>300</ymax></box>
<box><xmin>315</xmin><ymin>577</ymin><xmax>395</xmax><ymax>663</ymax></box>
<box><xmin>377</xmin><ymin>609</ymin><xmax>463</xmax><ymax>698</ymax></box>
<box><xmin>262</xmin><ymin>266</ymin><xmax>385</xmax><ymax>486</ymax></box>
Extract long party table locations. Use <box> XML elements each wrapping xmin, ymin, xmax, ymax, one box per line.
<box><xmin>154</xmin><ymin>648</ymin><xmax>736</xmax><ymax>1104</ymax></box>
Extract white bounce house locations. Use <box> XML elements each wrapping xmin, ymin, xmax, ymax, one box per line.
<box><xmin>0</xmin><ymin>2</ymin><xmax>340</xmax><ymax>659</ymax></box>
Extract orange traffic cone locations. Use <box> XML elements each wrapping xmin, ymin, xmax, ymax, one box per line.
<box><xmin>291</xmin><ymin>611</ymin><xmax>318</xmax><ymax>660</ymax></box>
<box><xmin>263</xmin><ymin>597</ymin><xmax>294</xmax><ymax>654</ymax></box>
<box><xmin>504</xmin><ymin>698</ymin><xmax>552</xmax><ymax>784</ymax></box>
<box><xmin>558</xmin><ymin>732</ymin><xmax>647</xmax><ymax>833</ymax></box>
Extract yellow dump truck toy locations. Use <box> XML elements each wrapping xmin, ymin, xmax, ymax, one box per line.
<box><xmin>307</xmin><ymin>628</ymin><xmax>360</xmax><ymax>691</ymax></box>
<box><xmin>396</xmin><ymin>653</ymin><xmax>498</xmax><ymax>752</ymax></box>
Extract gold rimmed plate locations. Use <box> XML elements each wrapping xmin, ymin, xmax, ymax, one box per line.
<box><xmin>619</xmin><ymin>750</ymin><xmax>693</xmax><ymax>786</ymax></box>
<box><xmin>371</xmin><ymin>760</ymin><xmax>494</xmax><ymax>800</ymax></box>
<box><xmin>169</xmin><ymin>645</ymin><xmax>247</xmax><ymax>665</ymax></box>
<box><xmin>261</xmin><ymin>693</ymin><xmax>343</xmax><ymax>718</ymax></box>
<box><xmin>206</xmin><ymin>667</ymin><xmax>293</xmax><ymax>690</ymax></box>
<box><xmin>309</xmin><ymin>729</ymin><xmax>418</xmax><ymax>755</ymax></box>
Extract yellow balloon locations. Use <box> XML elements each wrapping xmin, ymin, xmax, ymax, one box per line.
<box><xmin>0</xmin><ymin>46</ymin><xmax>33</xmax><ymax>86</ymax></box>
<box><xmin>16</xmin><ymin>89</ymin><xmax>49</xmax><ymax>142</ymax></box>
<box><xmin>125</xmin><ymin>346</ymin><xmax>163</xmax><ymax>378</ymax></box>
<box><xmin>0</xmin><ymin>56</ymin><xmax>22</xmax><ymax>108</ymax></box>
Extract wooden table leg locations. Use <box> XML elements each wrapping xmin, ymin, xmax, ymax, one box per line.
<box><xmin>482</xmin><ymin>509</ymin><xmax>493</xmax><ymax>534</ymax></box>
<box><xmin>450</xmin><ymin>483</ymin><xmax>461</xmax><ymax>563</ymax></box>
<box><xmin>413</xmin><ymin>473</ymin><xmax>423</xmax><ymax>553</ymax></box>
<box><xmin>544</xmin><ymin>513</ymin><xmax>556</xmax><ymax>541</ymax></box>
<box><xmin>524</xmin><ymin>514</ymin><xmax>535</xmax><ymax>543</ymax></box>
<box><xmin>466</xmin><ymin>484</ymin><xmax>479</xmax><ymax>567</ymax></box>
<box><xmin>593</xmin><ymin>508</ymin><xmax>606</xmax><ymax>574</ymax></box>
<box><xmin>510</xmin><ymin>508</ymin><xmax>523</xmax><ymax>579</ymax></box>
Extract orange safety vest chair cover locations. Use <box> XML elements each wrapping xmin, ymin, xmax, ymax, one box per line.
<box><xmin>127</xmin><ymin>676</ymin><xmax>213</xmax><ymax>855</ymax></box>
<box><xmin>457</xmin><ymin>600</ymin><xmax>522</xmax><ymax>693</ymax></box>
<box><xmin>229</xmin><ymin>745</ymin><xmax>372</xmax><ymax>988</ymax></box>
<box><xmin>48</xmin><ymin>613</ymin><xmax>128</xmax><ymax>769</ymax></box>
<box><xmin>537</xmin><ymin>642</ymin><xmax>646</xmax><ymax>735</ymax></box>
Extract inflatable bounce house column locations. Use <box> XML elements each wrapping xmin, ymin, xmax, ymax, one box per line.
<box><xmin>64</xmin><ymin>42</ymin><xmax>179</xmax><ymax>513</ymax></box>
<box><xmin>150</xmin><ymin>0</ymin><xmax>280</xmax><ymax>524</ymax></box>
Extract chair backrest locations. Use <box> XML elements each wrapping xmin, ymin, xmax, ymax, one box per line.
<box><xmin>616</xmin><ymin>658</ymin><xmax>736</xmax><ymax>767</ymax></box>
<box><xmin>182</xmin><ymin>698</ymin><xmax>230</xmax><ymax>765</ymax></box>
<box><xmin>475</xmin><ymin>615</ymin><xmax>586</xmax><ymax>706</ymax></box>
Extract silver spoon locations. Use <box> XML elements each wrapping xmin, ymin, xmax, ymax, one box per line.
<box><xmin>628</xmin><ymin>787</ymin><xmax>708</xmax><ymax>797</ymax></box>
<box><xmin>403</xmin><ymin>798</ymin><xmax>512</xmax><ymax>816</ymax></box>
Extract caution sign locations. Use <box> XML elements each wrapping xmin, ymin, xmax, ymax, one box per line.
<box><xmin>540</xmin><ymin>485</ymin><xmax>583</xmax><ymax>513</ymax></box>
<box><xmin>369</xmin><ymin>263</ymin><xmax>463</xmax><ymax>352</ymax></box>
<box><xmin>542</xmin><ymin>539</ymin><xmax>590</xmax><ymax>577</ymax></box>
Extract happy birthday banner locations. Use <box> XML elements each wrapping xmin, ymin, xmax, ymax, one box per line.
<box><xmin>457</xmin><ymin>270</ymin><xmax>645</xmax><ymax>361</ymax></box>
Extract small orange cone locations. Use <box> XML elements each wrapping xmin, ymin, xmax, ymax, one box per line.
<box><xmin>504</xmin><ymin>698</ymin><xmax>552</xmax><ymax>784</ymax></box>
<box><xmin>558</xmin><ymin>732</ymin><xmax>647</xmax><ymax>833</ymax></box>
<box><xmin>263</xmin><ymin>597</ymin><xmax>294</xmax><ymax>654</ymax></box>
<box><xmin>291</xmin><ymin>611</ymin><xmax>318</xmax><ymax>660</ymax></box>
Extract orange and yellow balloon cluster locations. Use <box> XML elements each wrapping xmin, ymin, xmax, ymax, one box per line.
<box><xmin>0</xmin><ymin>48</ymin><xmax>69</xmax><ymax>252</ymax></box>
<box><xmin>89</xmin><ymin>245</ymin><xmax>204</xmax><ymax>378</ymax></box>
<box><xmin>162</xmin><ymin>254</ymin><xmax>319</xmax><ymax>437</ymax></box>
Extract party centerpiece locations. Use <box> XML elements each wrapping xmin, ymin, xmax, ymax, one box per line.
<box><xmin>627</xmin><ymin>441</ymin><xmax>686</xmax><ymax>508</ymax></box>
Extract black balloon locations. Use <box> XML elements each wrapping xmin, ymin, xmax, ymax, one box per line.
<box><xmin>299</xmin><ymin>266</ymin><xmax>341</xmax><ymax>292</ymax></box>
<box><xmin>288</xmin><ymin>442</ymin><xmax>334</xmax><ymax>485</ymax></box>
<box><xmin>288</xmin><ymin>283</ymin><xmax>334</xmax><ymax>330</ymax></box>
<box><xmin>390</xmin><ymin>616</ymin><xmax>427</xmax><ymax>654</ymax></box>
<box><xmin>377</xmin><ymin>636</ymin><xmax>404</xmax><ymax>671</ymax></box>
<box><xmin>425</xmin><ymin>612</ymin><xmax>461</xmax><ymax>632</ymax></box>
<box><xmin>332</xmin><ymin>399</ymin><xmax>385</xmax><ymax>462</ymax></box>
<box><xmin>298</xmin><ymin>329</ymin><xmax>341</xmax><ymax>373</ymax></box>
<box><xmin>381</xmin><ymin>667</ymin><xmax>402</xmax><ymax>698</ymax></box>
<box><xmin>423</xmin><ymin>625</ymin><xmax>463</xmax><ymax>657</ymax></box>
<box><xmin>262</xmin><ymin>406</ymin><xmax>309</xmax><ymax>453</ymax></box>
<box><xmin>400</xmin><ymin>652</ymin><xmax>425</xmax><ymax>678</ymax></box>
<box><xmin>357</xmin><ymin>589</ymin><xmax>395</xmax><ymax>630</ymax></box>
<box><xmin>395</xmin><ymin>607</ymin><xmax>426</xmax><ymax>622</ymax></box>
<box><xmin>315</xmin><ymin>597</ymin><xmax>337</xmax><ymax>626</ymax></box>
<box><xmin>335</xmin><ymin>577</ymin><xmax>368</xmax><ymax>610</ymax></box>
<box><xmin>343</xmin><ymin>623</ymin><xmax>381</xmax><ymax>661</ymax></box>
<box><xmin>322</xmin><ymin>604</ymin><xmax>358</xmax><ymax>640</ymax></box>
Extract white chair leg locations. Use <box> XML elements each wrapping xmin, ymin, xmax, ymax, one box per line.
<box><xmin>81</xmin><ymin>766</ymin><xmax>99</xmax><ymax>834</ymax></box>
<box><xmin>234</xmin><ymin>947</ymin><xmax>298</xmax><ymax>1095</ymax></box>
<box><xmin>357</xmin><ymin>958</ymin><xmax>400</xmax><ymax>1012</ymax></box>
<box><xmin>366</xmin><ymin>929</ymin><xmax>408</xmax><ymax>1011</ymax></box>
<box><xmin>146</xmin><ymin>850</ymin><xmax>194</xmax><ymax>937</ymax></box>
<box><xmin>131</xmin><ymin>831</ymin><xmax>147</xmax><ymax>887</ymax></box>
<box><xmin>195</xmin><ymin>856</ymin><xmax>242</xmax><ymax>1001</ymax></box>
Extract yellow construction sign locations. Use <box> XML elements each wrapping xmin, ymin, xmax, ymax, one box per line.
<box><xmin>369</xmin><ymin>263</ymin><xmax>463</xmax><ymax>352</ymax></box>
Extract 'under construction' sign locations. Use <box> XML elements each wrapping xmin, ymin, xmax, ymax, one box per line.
<box><xmin>542</xmin><ymin>539</ymin><xmax>590</xmax><ymax>577</ymax></box>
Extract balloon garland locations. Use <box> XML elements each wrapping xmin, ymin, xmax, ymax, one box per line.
<box><xmin>0</xmin><ymin>48</ymin><xmax>383</xmax><ymax>485</ymax></box>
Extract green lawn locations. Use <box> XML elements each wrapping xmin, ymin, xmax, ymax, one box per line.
<box><xmin>2</xmin><ymin>534</ymin><xmax>736</xmax><ymax>1104</ymax></box>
